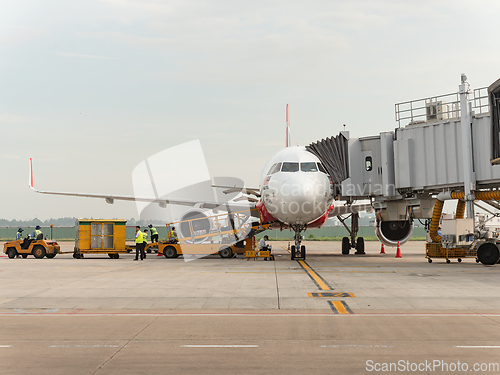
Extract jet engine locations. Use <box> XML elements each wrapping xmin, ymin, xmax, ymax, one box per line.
<box><xmin>178</xmin><ymin>209</ymin><xmax>214</xmax><ymax>244</ymax></box>
<box><xmin>375</xmin><ymin>220</ymin><xmax>414</xmax><ymax>247</ymax></box>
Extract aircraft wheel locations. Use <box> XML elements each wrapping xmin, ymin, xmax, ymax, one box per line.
<box><xmin>341</xmin><ymin>237</ymin><xmax>350</xmax><ymax>255</ymax></box>
<box><xmin>163</xmin><ymin>246</ymin><xmax>177</xmax><ymax>259</ymax></box>
<box><xmin>7</xmin><ymin>248</ymin><xmax>17</xmax><ymax>259</ymax></box>
<box><xmin>477</xmin><ymin>243</ymin><xmax>500</xmax><ymax>265</ymax></box>
<box><xmin>300</xmin><ymin>245</ymin><xmax>306</xmax><ymax>259</ymax></box>
<box><xmin>219</xmin><ymin>246</ymin><xmax>233</xmax><ymax>259</ymax></box>
<box><xmin>355</xmin><ymin>237</ymin><xmax>365</xmax><ymax>254</ymax></box>
<box><xmin>33</xmin><ymin>246</ymin><xmax>46</xmax><ymax>259</ymax></box>
<box><xmin>291</xmin><ymin>245</ymin><xmax>296</xmax><ymax>260</ymax></box>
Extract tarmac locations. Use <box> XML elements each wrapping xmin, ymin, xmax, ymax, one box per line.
<box><xmin>1</xmin><ymin>240</ymin><xmax>500</xmax><ymax>374</ymax></box>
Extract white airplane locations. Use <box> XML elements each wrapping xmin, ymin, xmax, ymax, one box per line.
<box><xmin>30</xmin><ymin>104</ymin><xmax>371</xmax><ymax>259</ymax></box>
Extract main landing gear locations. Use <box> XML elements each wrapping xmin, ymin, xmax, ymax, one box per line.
<box><xmin>291</xmin><ymin>224</ymin><xmax>306</xmax><ymax>260</ymax></box>
<box><xmin>338</xmin><ymin>213</ymin><xmax>365</xmax><ymax>255</ymax></box>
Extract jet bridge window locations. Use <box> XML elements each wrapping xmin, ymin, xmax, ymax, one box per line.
<box><xmin>300</xmin><ymin>162</ymin><xmax>318</xmax><ymax>172</ymax></box>
<box><xmin>365</xmin><ymin>156</ymin><xmax>373</xmax><ymax>171</ymax></box>
<box><xmin>281</xmin><ymin>162</ymin><xmax>299</xmax><ymax>172</ymax></box>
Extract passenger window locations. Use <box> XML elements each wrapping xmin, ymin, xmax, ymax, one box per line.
<box><xmin>271</xmin><ymin>162</ymin><xmax>282</xmax><ymax>174</ymax></box>
<box><xmin>281</xmin><ymin>162</ymin><xmax>299</xmax><ymax>172</ymax></box>
<box><xmin>318</xmin><ymin>163</ymin><xmax>327</xmax><ymax>174</ymax></box>
<box><xmin>300</xmin><ymin>162</ymin><xmax>318</xmax><ymax>172</ymax></box>
<box><xmin>365</xmin><ymin>156</ymin><xmax>373</xmax><ymax>171</ymax></box>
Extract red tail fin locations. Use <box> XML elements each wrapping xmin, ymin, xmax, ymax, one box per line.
<box><xmin>286</xmin><ymin>104</ymin><xmax>291</xmax><ymax>147</ymax></box>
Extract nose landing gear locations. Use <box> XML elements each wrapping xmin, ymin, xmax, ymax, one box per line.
<box><xmin>291</xmin><ymin>224</ymin><xmax>306</xmax><ymax>260</ymax></box>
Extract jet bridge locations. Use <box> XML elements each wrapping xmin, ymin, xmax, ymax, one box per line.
<box><xmin>341</xmin><ymin>76</ymin><xmax>500</xmax><ymax>198</ymax></box>
<box><xmin>310</xmin><ymin>75</ymin><xmax>500</xmax><ymax>250</ymax></box>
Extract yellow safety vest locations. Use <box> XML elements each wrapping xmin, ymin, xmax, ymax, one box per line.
<box><xmin>150</xmin><ymin>227</ymin><xmax>158</xmax><ymax>235</ymax></box>
<box><xmin>143</xmin><ymin>232</ymin><xmax>148</xmax><ymax>242</ymax></box>
<box><xmin>135</xmin><ymin>231</ymin><xmax>143</xmax><ymax>243</ymax></box>
<box><xmin>35</xmin><ymin>229</ymin><xmax>42</xmax><ymax>239</ymax></box>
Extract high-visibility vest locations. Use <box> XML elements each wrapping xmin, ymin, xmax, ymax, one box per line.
<box><xmin>35</xmin><ymin>229</ymin><xmax>42</xmax><ymax>239</ymax></box>
<box><xmin>150</xmin><ymin>227</ymin><xmax>158</xmax><ymax>236</ymax></box>
<box><xmin>143</xmin><ymin>232</ymin><xmax>148</xmax><ymax>242</ymax></box>
<box><xmin>135</xmin><ymin>231</ymin><xmax>143</xmax><ymax>243</ymax></box>
<box><xmin>172</xmin><ymin>230</ymin><xmax>178</xmax><ymax>239</ymax></box>
<box><xmin>16</xmin><ymin>232</ymin><xmax>22</xmax><ymax>240</ymax></box>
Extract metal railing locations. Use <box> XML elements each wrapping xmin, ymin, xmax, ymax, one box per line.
<box><xmin>395</xmin><ymin>87</ymin><xmax>490</xmax><ymax>128</ymax></box>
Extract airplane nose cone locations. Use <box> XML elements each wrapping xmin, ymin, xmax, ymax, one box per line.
<box><xmin>274</xmin><ymin>175</ymin><xmax>330</xmax><ymax>224</ymax></box>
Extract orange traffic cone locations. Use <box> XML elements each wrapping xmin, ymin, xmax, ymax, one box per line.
<box><xmin>395</xmin><ymin>241</ymin><xmax>402</xmax><ymax>258</ymax></box>
<box><xmin>380</xmin><ymin>243</ymin><xmax>385</xmax><ymax>254</ymax></box>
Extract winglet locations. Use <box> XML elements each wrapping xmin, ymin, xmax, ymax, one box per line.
<box><xmin>286</xmin><ymin>104</ymin><xmax>291</xmax><ymax>147</ymax></box>
<box><xmin>29</xmin><ymin>158</ymin><xmax>35</xmax><ymax>191</ymax></box>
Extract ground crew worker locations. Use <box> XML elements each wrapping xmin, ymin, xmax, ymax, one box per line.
<box><xmin>143</xmin><ymin>229</ymin><xmax>149</xmax><ymax>258</ymax></box>
<box><xmin>171</xmin><ymin>226</ymin><xmax>178</xmax><ymax>244</ymax></box>
<box><xmin>15</xmin><ymin>228</ymin><xmax>24</xmax><ymax>257</ymax></box>
<box><xmin>148</xmin><ymin>224</ymin><xmax>158</xmax><ymax>243</ymax></box>
<box><xmin>134</xmin><ymin>226</ymin><xmax>145</xmax><ymax>261</ymax></box>
<box><xmin>34</xmin><ymin>225</ymin><xmax>43</xmax><ymax>240</ymax></box>
<box><xmin>259</xmin><ymin>235</ymin><xmax>271</xmax><ymax>261</ymax></box>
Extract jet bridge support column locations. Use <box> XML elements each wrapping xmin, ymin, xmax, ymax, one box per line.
<box><xmin>459</xmin><ymin>74</ymin><xmax>476</xmax><ymax>218</ymax></box>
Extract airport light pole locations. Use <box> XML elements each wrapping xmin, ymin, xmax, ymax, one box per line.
<box><xmin>459</xmin><ymin>74</ymin><xmax>476</xmax><ymax>219</ymax></box>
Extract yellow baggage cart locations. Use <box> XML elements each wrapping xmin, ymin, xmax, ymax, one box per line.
<box><xmin>426</xmin><ymin>242</ymin><xmax>477</xmax><ymax>263</ymax></box>
<box><xmin>73</xmin><ymin>219</ymin><xmax>130</xmax><ymax>259</ymax></box>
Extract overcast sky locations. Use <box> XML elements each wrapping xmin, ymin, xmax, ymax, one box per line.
<box><xmin>1</xmin><ymin>0</ymin><xmax>499</xmax><ymax>221</ymax></box>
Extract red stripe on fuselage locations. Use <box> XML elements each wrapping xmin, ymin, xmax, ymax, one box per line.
<box><xmin>307</xmin><ymin>204</ymin><xmax>334</xmax><ymax>228</ymax></box>
<box><xmin>256</xmin><ymin>200</ymin><xmax>333</xmax><ymax>229</ymax></box>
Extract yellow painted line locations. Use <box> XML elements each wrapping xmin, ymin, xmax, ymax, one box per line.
<box><xmin>328</xmin><ymin>301</ymin><xmax>353</xmax><ymax>314</ymax></box>
<box><xmin>298</xmin><ymin>260</ymin><xmax>331</xmax><ymax>291</ymax></box>
<box><xmin>308</xmin><ymin>292</ymin><xmax>355</xmax><ymax>298</ymax></box>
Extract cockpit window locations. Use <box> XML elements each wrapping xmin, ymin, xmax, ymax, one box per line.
<box><xmin>267</xmin><ymin>163</ymin><xmax>277</xmax><ymax>175</ymax></box>
<box><xmin>281</xmin><ymin>162</ymin><xmax>299</xmax><ymax>172</ymax></box>
<box><xmin>271</xmin><ymin>162</ymin><xmax>282</xmax><ymax>174</ymax></box>
<box><xmin>317</xmin><ymin>163</ymin><xmax>327</xmax><ymax>174</ymax></box>
<box><xmin>300</xmin><ymin>162</ymin><xmax>318</xmax><ymax>172</ymax></box>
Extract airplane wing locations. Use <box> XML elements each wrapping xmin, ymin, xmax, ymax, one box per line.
<box><xmin>29</xmin><ymin>159</ymin><xmax>256</xmax><ymax>212</ymax></box>
<box><xmin>212</xmin><ymin>185</ymin><xmax>261</xmax><ymax>197</ymax></box>
<box><xmin>329</xmin><ymin>202</ymin><xmax>373</xmax><ymax>217</ymax></box>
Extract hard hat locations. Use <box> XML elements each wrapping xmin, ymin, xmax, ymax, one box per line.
<box><xmin>148</xmin><ymin>224</ymin><xmax>153</xmax><ymax>228</ymax></box>
<box><xmin>18</xmin><ymin>228</ymin><xmax>23</xmax><ymax>232</ymax></box>
<box><xmin>35</xmin><ymin>225</ymin><xmax>41</xmax><ymax>229</ymax></box>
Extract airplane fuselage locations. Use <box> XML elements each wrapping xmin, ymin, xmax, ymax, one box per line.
<box><xmin>257</xmin><ymin>146</ymin><xmax>335</xmax><ymax>228</ymax></box>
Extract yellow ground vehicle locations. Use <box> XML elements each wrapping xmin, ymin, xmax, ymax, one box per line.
<box><xmin>158</xmin><ymin>236</ymin><xmax>258</xmax><ymax>259</ymax></box>
<box><xmin>3</xmin><ymin>238</ymin><xmax>60</xmax><ymax>259</ymax></box>
<box><xmin>157</xmin><ymin>209</ymin><xmax>271</xmax><ymax>259</ymax></box>
<box><xmin>73</xmin><ymin>219</ymin><xmax>130</xmax><ymax>259</ymax></box>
